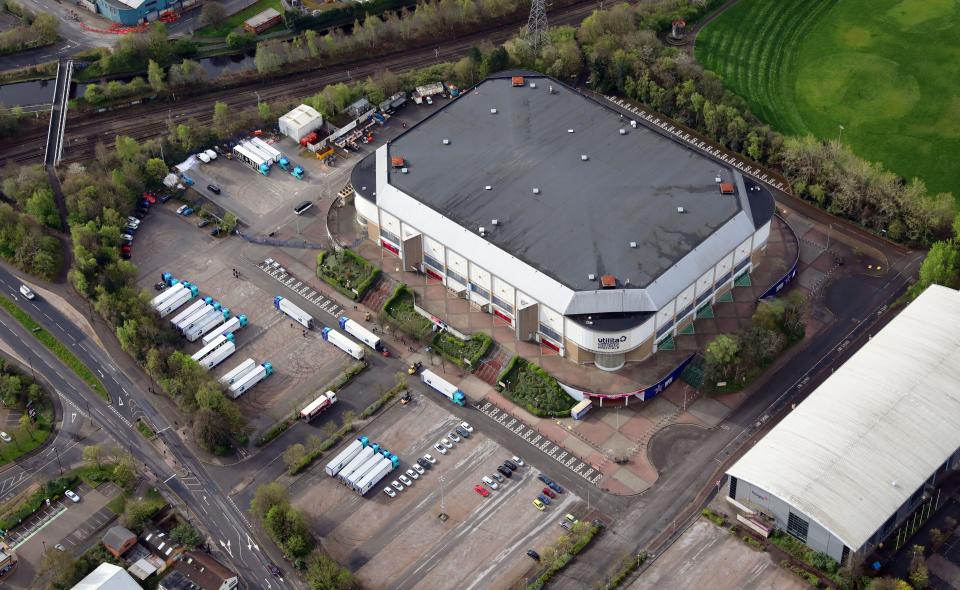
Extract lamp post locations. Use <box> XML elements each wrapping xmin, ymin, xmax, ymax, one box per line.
<box><xmin>54</xmin><ymin>446</ymin><xmax>63</xmax><ymax>475</ymax></box>
<box><xmin>838</xmin><ymin>124</ymin><xmax>845</xmax><ymax>142</ymax></box>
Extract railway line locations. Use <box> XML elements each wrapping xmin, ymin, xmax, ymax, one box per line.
<box><xmin>3</xmin><ymin>0</ymin><xmax>602</xmax><ymax>165</ymax></box>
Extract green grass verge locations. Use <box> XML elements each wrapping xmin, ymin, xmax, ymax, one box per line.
<box><xmin>0</xmin><ymin>474</ymin><xmax>78</xmax><ymax>530</ymax></box>
<box><xmin>135</xmin><ymin>419</ymin><xmax>154</xmax><ymax>439</ymax></box>
<box><xmin>0</xmin><ymin>413</ymin><xmax>52</xmax><ymax>467</ymax></box>
<box><xmin>0</xmin><ymin>295</ymin><xmax>109</xmax><ymax>400</ymax></box>
<box><xmin>196</xmin><ymin>0</ymin><xmax>285</xmax><ymax>37</ymax></box>
<box><xmin>695</xmin><ymin>0</ymin><xmax>960</xmax><ymax>201</ymax></box>
<box><xmin>106</xmin><ymin>494</ymin><xmax>126</xmax><ymax>514</ymax></box>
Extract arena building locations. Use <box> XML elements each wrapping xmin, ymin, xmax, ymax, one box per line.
<box><xmin>351</xmin><ymin>72</ymin><xmax>775</xmax><ymax>371</ymax></box>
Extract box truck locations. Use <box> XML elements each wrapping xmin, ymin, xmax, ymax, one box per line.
<box><xmin>219</xmin><ymin>358</ymin><xmax>257</xmax><ymax>386</ymax></box>
<box><xmin>325</xmin><ymin>436</ymin><xmax>369</xmax><ymax>477</ymax></box>
<box><xmin>300</xmin><ymin>391</ymin><xmax>337</xmax><ymax>421</ymax></box>
<box><xmin>421</xmin><ymin>369</ymin><xmax>466</xmax><ymax>406</ymax></box>
<box><xmin>338</xmin><ymin>316</ymin><xmax>383</xmax><ymax>351</ymax></box>
<box><xmin>228</xmin><ymin>362</ymin><xmax>272</xmax><ymax>398</ymax></box>
<box><xmin>202</xmin><ymin>315</ymin><xmax>248</xmax><ymax>345</ymax></box>
<box><xmin>274</xmin><ymin>296</ymin><xmax>314</xmax><ymax>329</ymax></box>
<box><xmin>321</xmin><ymin>327</ymin><xmax>364</xmax><ymax>360</ymax></box>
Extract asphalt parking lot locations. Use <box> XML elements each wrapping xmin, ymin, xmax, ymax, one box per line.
<box><xmin>290</xmin><ymin>392</ymin><xmax>580</xmax><ymax>590</ymax></box>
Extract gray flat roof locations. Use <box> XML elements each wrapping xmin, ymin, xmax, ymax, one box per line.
<box><xmin>386</xmin><ymin>73</ymin><xmax>745</xmax><ymax>291</ymax></box>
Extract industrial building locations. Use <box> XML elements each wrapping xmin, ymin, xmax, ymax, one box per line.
<box><xmin>351</xmin><ymin>71</ymin><xmax>775</xmax><ymax>370</ymax></box>
<box><xmin>93</xmin><ymin>0</ymin><xmax>178</xmax><ymax>25</ymax></box>
<box><xmin>69</xmin><ymin>563</ymin><xmax>142</xmax><ymax>590</ymax></box>
<box><xmin>725</xmin><ymin>285</ymin><xmax>960</xmax><ymax>564</ymax></box>
<box><xmin>279</xmin><ymin>104</ymin><xmax>323</xmax><ymax>142</ymax></box>
<box><xmin>243</xmin><ymin>7</ymin><xmax>282</xmax><ymax>34</ymax></box>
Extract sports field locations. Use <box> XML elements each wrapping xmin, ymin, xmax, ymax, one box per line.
<box><xmin>695</xmin><ymin>0</ymin><xmax>960</xmax><ymax>201</ymax></box>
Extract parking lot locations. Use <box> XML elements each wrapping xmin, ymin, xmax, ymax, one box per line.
<box><xmin>290</xmin><ymin>392</ymin><xmax>581</xmax><ymax>590</ymax></box>
<box><xmin>4</xmin><ymin>482</ymin><xmax>119</xmax><ymax>590</ymax></box>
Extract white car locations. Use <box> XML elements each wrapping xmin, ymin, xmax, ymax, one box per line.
<box><xmin>426</xmin><ymin>96</ymin><xmax>433</xmax><ymax>105</ymax></box>
<box><xmin>120</xmin><ymin>234</ymin><xmax>134</xmax><ymax>242</ymax></box>
<box><xmin>176</xmin><ymin>205</ymin><xmax>189</xmax><ymax>215</ymax></box>
<box><xmin>460</xmin><ymin>422</ymin><xmax>474</xmax><ymax>433</ymax></box>
<box><xmin>482</xmin><ymin>476</ymin><xmax>499</xmax><ymax>490</ymax></box>
<box><xmin>405</xmin><ymin>468</ymin><xmax>419</xmax><ymax>480</ymax></box>
<box><xmin>390</xmin><ymin>480</ymin><xmax>404</xmax><ymax>492</ymax></box>
<box><xmin>0</xmin><ymin>431</ymin><xmax>11</xmax><ymax>443</ymax></box>
<box><xmin>197</xmin><ymin>152</ymin><xmax>211</xmax><ymax>163</ymax></box>
<box><xmin>412</xmin><ymin>463</ymin><xmax>425</xmax><ymax>475</ymax></box>
<box><xmin>434</xmin><ymin>443</ymin><xmax>447</xmax><ymax>455</ymax></box>
<box><xmin>511</xmin><ymin>456</ymin><xmax>525</xmax><ymax>467</ymax></box>
<box><xmin>64</xmin><ymin>490</ymin><xmax>80</xmax><ymax>503</ymax></box>
<box><xmin>383</xmin><ymin>486</ymin><xmax>396</xmax><ymax>498</ymax></box>
<box><xmin>204</xmin><ymin>149</ymin><xmax>218</xmax><ymax>160</ymax></box>
<box><xmin>19</xmin><ymin>285</ymin><xmax>35</xmax><ymax>300</ymax></box>
<box><xmin>398</xmin><ymin>474</ymin><xmax>413</xmax><ymax>487</ymax></box>
<box><xmin>440</xmin><ymin>438</ymin><xmax>453</xmax><ymax>449</ymax></box>
<box><xmin>423</xmin><ymin>453</ymin><xmax>436</xmax><ymax>464</ymax></box>
<box><xmin>127</xmin><ymin>216</ymin><xmax>141</xmax><ymax>227</ymax></box>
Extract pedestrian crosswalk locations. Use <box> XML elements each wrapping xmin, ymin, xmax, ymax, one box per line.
<box><xmin>474</xmin><ymin>400</ymin><xmax>601</xmax><ymax>486</ymax></box>
<box><xmin>257</xmin><ymin>259</ymin><xmax>344</xmax><ymax>319</ymax></box>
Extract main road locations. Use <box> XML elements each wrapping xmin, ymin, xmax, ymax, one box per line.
<box><xmin>0</xmin><ymin>265</ymin><xmax>294</xmax><ymax>590</ymax></box>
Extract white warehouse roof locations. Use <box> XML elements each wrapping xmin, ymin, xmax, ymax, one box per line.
<box><xmin>279</xmin><ymin>104</ymin><xmax>322</xmax><ymax>140</ymax></box>
<box><xmin>727</xmin><ymin>284</ymin><xmax>960</xmax><ymax>552</ymax></box>
<box><xmin>71</xmin><ymin>563</ymin><xmax>143</xmax><ymax>590</ymax></box>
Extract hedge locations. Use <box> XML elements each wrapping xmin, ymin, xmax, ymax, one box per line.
<box><xmin>0</xmin><ymin>475</ymin><xmax>78</xmax><ymax>530</ymax></box>
<box><xmin>500</xmin><ymin>358</ymin><xmax>576</xmax><ymax>417</ymax></box>
<box><xmin>316</xmin><ymin>249</ymin><xmax>380</xmax><ymax>302</ymax></box>
<box><xmin>432</xmin><ymin>332</ymin><xmax>493</xmax><ymax>369</ymax></box>
<box><xmin>0</xmin><ymin>295</ymin><xmax>108</xmax><ymax>399</ymax></box>
<box><xmin>288</xmin><ymin>423</ymin><xmax>354</xmax><ymax>475</ymax></box>
<box><xmin>527</xmin><ymin>523</ymin><xmax>603</xmax><ymax>590</ymax></box>
<box><xmin>359</xmin><ymin>380</ymin><xmax>406</xmax><ymax>419</ymax></box>
<box><xmin>495</xmin><ymin>355</ymin><xmax>521</xmax><ymax>387</ymax></box>
<box><xmin>382</xmin><ymin>284</ymin><xmax>434</xmax><ymax>342</ymax></box>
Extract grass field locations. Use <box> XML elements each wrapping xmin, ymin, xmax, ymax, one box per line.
<box><xmin>196</xmin><ymin>0</ymin><xmax>284</xmax><ymax>37</ymax></box>
<box><xmin>695</xmin><ymin>0</ymin><xmax>960</xmax><ymax>201</ymax></box>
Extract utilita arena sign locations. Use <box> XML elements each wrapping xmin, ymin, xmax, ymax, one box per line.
<box><xmin>596</xmin><ymin>335</ymin><xmax>628</xmax><ymax>350</ymax></box>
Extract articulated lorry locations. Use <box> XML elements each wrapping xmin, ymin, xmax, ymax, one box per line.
<box><xmin>274</xmin><ymin>296</ymin><xmax>314</xmax><ymax>329</ymax></box>
<box><xmin>338</xmin><ymin>316</ymin><xmax>383</xmax><ymax>351</ymax></box>
<box><xmin>176</xmin><ymin>300</ymin><xmax>221</xmax><ymax>335</ymax></box>
<box><xmin>357</xmin><ymin>454</ymin><xmax>400</xmax><ymax>496</ymax></box>
<box><xmin>202</xmin><ymin>315</ymin><xmax>248</xmax><ymax>345</ymax></box>
<box><xmin>150</xmin><ymin>280</ymin><xmax>185</xmax><ymax>308</ymax></box>
<box><xmin>157</xmin><ymin>284</ymin><xmax>199</xmax><ymax>318</ymax></box>
<box><xmin>200</xmin><ymin>341</ymin><xmax>235</xmax><ymax>370</ymax></box>
<box><xmin>338</xmin><ymin>446</ymin><xmax>376</xmax><ymax>484</ymax></box>
<box><xmin>228</xmin><ymin>362</ymin><xmax>272</xmax><ymax>398</ymax></box>
<box><xmin>186</xmin><ymin>308</ymin><xmax>231</xmax><ymax>342</ymax></box>
<box><xmin>421</xmin><ymin>369</ymin><xmax>466</xmax><ymax>406</ymax></box>
<box><xmin>170</xmin><ymin>297</ymin><xmax>213</xmax><ymax>329</ymax></box>
<box><xmin>325</xmin><ymin>435</ymin><xmax>369</xmax><ymax>477</ymax></box>
<box><xmin>191</xmin><ymin>333</ymin><xmax>234</xmax><ymax>362</ymax></box>
<box><xmin>300</xmin><ymin>391</ymin><xmax>337</xmax><ymax>421</ymax></box>
<box><xmin>219</xmin><ymin>358</ymin><xmax>256</xmax><ymax>386</ymax></box>
<box><xmin>346</xmin><ymin>451</ymin><xmax>385</xmax><ymax>488</ymax></box>
<box><xmin>321</xmin><ymin>327</ymin><xmax>364</xmax><ymax>360</ymax></box>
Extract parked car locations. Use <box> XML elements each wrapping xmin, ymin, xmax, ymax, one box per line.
<box><xmin>455</xmin><ymin>426</ymin><xmax>470</xmax><ymax>439</ymax></box>
<box><xmin>412</xmin><ymin>463</ymin><xmax>425</xmax><ymax>475</ymax></box>
<box><xmin>127</xmin><ymin>216</ymin><xmax>140</xmax><ymax>226</ymax></box>
<box><xmin>560</xmin><ymin>519</ymin><xmax>572</xmax><ymax>530</ymax></box>
<box><xmin>120</xmin><ymin>233</ymin><xmax>134</xmax><ymax>242</ymax></box>
<box><xmin>448</xmin><ymin>431</ymin><xmax>461</xmax><ymax>443</ymax></box>
<box><xmin>133</xmin><ymin>211</ymin><xmax>146</xmax><ymax>220</ymax></box>
<box><xmin>158</xmin><ymin>193</ymin><xmax>173</xmax><ymax>203</ymax></box>
<box><xmin>405</xmin><ymin>468</ymin><xmax>419</xmax><ymax>481</ymax></box>
<box><xmin>511</xmin><ymin>455</ymin><xmax>524</xmax><ymax>466</ymax></box>
<box><xmin>383</xmin><ymin>487</ymin><xmax>396</xmax><ymax>498</ymax></box>
<box><xmin>0</xmin><ymin>431</ymin><xmax>11</xmax><ymax>442</ymax></box>
<box><xmin>492</xmin><ymin>472</ymin><xmax>504</xmax><ymax>483</ymax></box>
<box><xmin>497</xmin><ymin>465</ymin><xmax>513</xmax><ymax>478</ymax></box>
<box><xmin>526</xmin><ymin>549</ymin><xmax>540</xmax><ymax>561</ymax></box>
<box><xmin>537</xmin><ymin>494</ymin><xmax>551</xmax><ymax>505</ymax></box>
<box><xmin>460</xmin><ymin>421</ymin><xmax>474</xmax><ymax>433</ymax></box>
<box><xmin>154</xmin><ymin>282</ymin><xmax>166</xmax><ymax>291</ymax></box>
<box><xmin>197</xmin><ymin>152</ymin><xmax>211</xmax><ymax>163</ymax></box>
<box><xmin>504</xmin><ymin>459</ymin><xmax>518</xmax><ymax>471</ymax></box>
<box><xmin>120</xmin><ymin>251</ymin><xmax>131</xmax><ymax>260</ymax></box>
<box><xmin>19</xmin><ymin>285</ymin><xmax>35</xmax><ymax>300</ymax></box>
<box><xmin>398</xmin><ymin>474</ymin><xmax>413</xmax><ymax>487</ymax></box>
<box><xmin>434</xmin><ymin>443</ymin><xmax>447</xmax><ymax>455</ymax></box>
<box><xmin>390</xmin><ymin>480</ymin><xmax>404</xmax><ymax>492</ymax></box>
<box><xmin>474</xmin><ymin>485</ymin><xmax>489</xmax><ymax>497</ymax></box>
<box><xmin>143</xmin><ymin>193</ymin><xmax>157</xmax><ymax>204</ymax></box>
<box><xmin>547</xmin><ymin>481</ymin><xmax>564</xmax><ymax>494</ymax></box>
<box><xmin>440</xmin><ymin>438</ymin><xmax>453</xmax><ymax>449</ymax></box>
<box><xmin>564</xmin><ymin>513</ymin><xmax>578</xmax><ymax>525</ymax></box>
<box><xmin>416</xmin><ymin>458</ymin><xmax>432</xmax><ymax>470</ymax></box>
<box><xmin>54</xmin><ymin>543</ymin><xmax>65</xmax><ymax>552</ymax></box>
<box><xmin>542</xmin><ymin>488</ymin><xmax>556</xmax><ymax>499</ymax></box>
<box><xmin>482</xmin><ymin>476</ymin><xmax>498</xmax><ymax>490</ymax></box>
<box><xmin>422</xmin><ymin>453</ymin><xmax>437</xmax><ymax>464</ymax></box>
<box><xmin>204</xmin><ymin>149</ymin><xmax>218</xmax><ymax>160</ymax></box>
<box><xmin>501</xmin><ymin>462</ymin><xmax>514</xmax><ymax>473</ymax></box>
<box><xmin>64</xmin><ymin>490</ymin><xmax>80</xmax><ymax>503</ymax></box>
<box><xmin>532</xmin><ymin>499</ymin><xmax>545</xmax><ymax>511</ymax></box>
<box><xmin>538</xmin><ymin>474</ymin><xmax>552</xmax><ymax>485</ymax></box>
<box><xmin>197</xmin><ymin>219</ymin><xmax>211</xmax><ymax>228</ymax></box>
<box><xmin>181</xmin><ymin>207</ymin><xmax>194</xmax><ymax>216</ymax></box>
<box><xmin>210</xmin><ymin>226</ymin><xmax>222</xmax><ymax>236</ymax></box>
<box><xmin>176</xmin><ymin>205</ymin><xmax>189</xmax><ymax>215</ymax></box>
<box><xmin>207</xmin><ymin>184</ymin><xmax>221</xmax><ymax>194</ymax></box>
<box><xmin>120</xmin><ymin>244</ymin><xmax>132</xmax><ymax>253</ymax></box>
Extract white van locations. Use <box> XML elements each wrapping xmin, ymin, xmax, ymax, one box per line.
<box><xmin>482</xmin><ymin>475</ymin><xmax>498</xmax><ymax>490</ymax></box>
<box><xmin>19</xmin><ymin>285</ymin><xmax>35</xmax><ymax>300</ymax></box>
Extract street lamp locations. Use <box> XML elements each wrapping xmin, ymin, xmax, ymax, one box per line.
<box><xmin>837</xmin><ymin>124</ymin><xmax>845</xmax><ymax>142</ymax></box>
<box><xmin>54</xmin><ymin>446</ymin><xmax>63</xmax><ymax>475</ymax></box>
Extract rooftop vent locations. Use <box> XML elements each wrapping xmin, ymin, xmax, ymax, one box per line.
<box><xmin>401</xmin><ymin>167</ymin><xmax>409</xmax><ymax>174</ymax></box>
<box><xmin>442</xmin><ymin>138</ymin><xmax>450</xmax><ymax>145</ymax></box>
<box><xmin>484</xmin><ymin>185</ymin><xmax>492</xmax><ymax>191</ymax></box>
<box><xmin>677</xmin><ymin>206</ymin><xmax>686</xmax><ymax>214</ymax></box>
<box><xmin>490</xmin><ymin>108</ymin><xmax>498</xmax><ymax>114</ymax></box>
<box><xmin>719</xmin><ymin>182</ymin><xmax>735</xmax><ymax>194</ymax></box>
<box><xmin>588</xmin><ymin>273</ymin><xmax>596</xmax><ymax>281</ymax></box>
<box><xmin>391</xmin><ymin>156</ymin><xmax>405</xmax><ymax>168</ymax></box>
<box><xmin>619</xmin><ymin>128</ymin><xmax>627</xmax><ymax>135</ymax></box>
<box><xmin>580</xmin><ymin>154</ymin><xmax>589</xmax><ymax>161</ymax></box>
<box><xmin>479</xmin><ymin>226</ymin><xmax>486</xmax><ymax>236</ymax></box>
<box><xmin>530</xmin><ymin>82</ymin><xmax>537</xmax><ymax>89</ymax></box>
<box><xmin>567</xmin><ymin>129</ymin><xmax>575</xmax><ymax>134</ymax></box>
<box><xmin>511</xmin><ymin>76</ymin><xmax>525</xmax><ymax>87</ymax></box>
<box><xmin>629</xmin><ymin>241</ymin><xmax>637</xmax><ymax>248</ymax></box>
<box><xmin>532</xmin><ymin>187</ymin><xmax>541</xmax><ymax>195</ymax></box>
<box><xmin>715</xmin><ymin>174</ymin><xmax>722</xmax><ymax>183</ymax></box>
<box><xmin>491</xmin><ymin>219</ymin><xmax>499</xmax><ymax>226</ymax></box>
<box><xmin>600</xmin><ymin>275</ymin><xmax>617</xmax><ymax>289</ymax></box>
<box><xmin>549</xmin><ymin>85</ymin><xmax>554</xmax><ymax>94</ymax></box>
<box><xmin>630</xmin><ymin>120</ymin><xmax>637</xmax><ymax>128</ymax></box>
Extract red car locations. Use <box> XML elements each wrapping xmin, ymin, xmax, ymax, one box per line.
<box><xmin>143</xmin><ymin>193</ymin><xmax>157</xmax><ymax>204</ymax></box>
<box><xmin>473</xmin><ymin>485</ymin><xmax>489</xmax><ymax>497</ymax></box>
<box><xmin>121</xmin><ymin>244</ymin><xmax>132</xmax><ymax>253</ymax></box>
<box><xmin>542</xmin><ymin>487</ymin><xmax>557</xmax><ymax>499</ymax></box>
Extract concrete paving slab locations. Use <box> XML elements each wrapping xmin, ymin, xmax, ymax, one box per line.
<box><xmin>687</xmin><ymin>396</ymin><xmax>733</xmax><ymax>428</ymax></box>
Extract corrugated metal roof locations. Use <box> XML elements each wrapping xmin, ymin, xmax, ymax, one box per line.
<box><xmin>727</xmin><ymin>285</ymin><xmax>960</xmax><ymax>551</ymax></box>
<box><xmin>70</xmin><ymin>563</ymin><xmax>142</xmax><ymax>590</ymax></box>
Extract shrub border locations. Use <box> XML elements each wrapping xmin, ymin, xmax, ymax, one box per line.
<box><xmin>316</xmin><ymin>249</ymin><xmax>380</xmax><ymax>302</ymax></box>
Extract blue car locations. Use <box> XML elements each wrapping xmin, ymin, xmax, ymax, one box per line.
<box><xmin>547</xmin><ymin>481</ymin><xmax>563</xmax><ymax>494</ymax></box>
<box><xmin>537</xmin><ymin>493</ymin><xmax>551</xmax><ymax>505</ymax></box>
<box><xmin>181</xmin><ymin>207</ymin><xmax>194</xmax><ymax>216</ymax></box>
<box><xmin>538</xmin><ymin>474</ymin><xmax>552</xmax><ymax>485</ymax></box>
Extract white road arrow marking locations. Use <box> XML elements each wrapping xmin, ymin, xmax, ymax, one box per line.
<box><xmin>71</xmin><ymin>412</ymin><xmax>76</xmax><ymax>423</ymax></box>
<box><xmin>118</xmin><ymin>396</ymin><xmax>123</xmax><ymax>406</ymax></box>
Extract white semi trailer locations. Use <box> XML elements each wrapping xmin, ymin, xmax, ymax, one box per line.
<box><xmin>274</xmin><ymin>296</ymin><xmax>314</xmax><ymax>329</ymax></box>
<box><xmin>202</xmin><ymin>315</ymin><xmax>248</xmax><ymax>345</ymax></box>
<box><xmin>325</xmin><ymin>436</ymin><xmax>368</xmax><ymax>477</ymax></box>
<box><xmin>219</xmin><ymin>358</ymin><xmax>256</xmax><ymax>386</ymax></box>
<box><xmin>150</xmin><ymin>280</ymin><xmax>184</xmax><ymax>309</ymax></box>
<box><xmin>338</xmin><ymin>447</ymin><xmax>375</xmax><ymax>483</ymax></box>
<box><xmin>157</xmin><ymin>285</ymin><xmax>199</xmax><ymax>318</ymax></box>
<box><xmin>338</xmin><ymin>316</ymin><xmax>383</xmax><ymax>351</ymax></box>
<box><xmin>186</xmin><ymin>309</ymin><xmax>231</xmax><ymax>342</ymax></box>
<box><xmin>346</xmin><ymin>452</ymin><xmax>384</xmax><ymax>489</ymax></box>
<box><xmin>200</xmin><ymin>341</ymin><xmax>235</xmax><ymax>370</ymax></box>
<box><xmin>320</xmin><ymin>327</ymin><xmax>364</xmax><ymax>360</ymax></box>
<box><xmin>177</xmin><ymin>301</ymin><xmax>220</xmax><ymax>335</ymax></box>
<box><xmin>357</xmin><ymin>455</ymin><xmax>400</xmax><ymax>496</ymax></box>
<box><xmin>170</xmin><ymin>297</ymin><xmax>213</xmax><ymax>329</ymax></box>
<box><xmin>191</xmin><ymin>333</ymin><xmax>234</xmax><ymax>362</ymax></box>
<box><xmin>228</xmin><ymin>362</ymin><xmax>272</xmax><ymax>398</ymax></box>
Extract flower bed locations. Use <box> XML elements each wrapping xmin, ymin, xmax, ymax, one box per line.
<box><xmin>498</xmin><ymin>357</ymin><xmax>575</xmax><ymax>417</ymax></box>
<box><xmin>316</xmin><ymin>249</ymin><xmax>380</xmax><ymax>301</ymax></box>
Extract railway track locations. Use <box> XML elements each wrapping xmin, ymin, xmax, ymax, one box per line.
<box><xmin>4</xmin><ymin>0</ymin><xmax>602</xmax><ymax>165</ymax></box>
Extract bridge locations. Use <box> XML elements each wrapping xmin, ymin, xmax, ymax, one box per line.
<box><xmin>43</xmin><ymin>59</ymin><xmax>73</xmax><ymax>231</ymax></box>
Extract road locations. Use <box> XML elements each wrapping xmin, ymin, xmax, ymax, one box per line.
<box><xmin>0</xmin><ymin>266</ymin><xmax>294</xmax><ymax>590</ymax></box>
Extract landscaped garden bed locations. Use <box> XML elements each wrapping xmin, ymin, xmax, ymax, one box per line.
<box><xmin>317</xmin><ymin>249</ymin><xmax>380</xmax><ymax>301</ymax></box>
<box><xmin>497</xmin><ymin>357</ymin><xmax>575</xmax><ymax>417</ymax></box>
<box><xmin>381</xmin><ymin>284</ymin><xmax>434</xmax><ymax>342</ymax></box>
<box><xmin>432</xmin><ymin>331</ymin><xmax>492</xmax><ymax>369</ymax></box>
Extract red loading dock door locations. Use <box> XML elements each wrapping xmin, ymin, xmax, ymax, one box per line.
<box><xmin>425</xmin><ymin>267</ymin><xmax>443</xmax><ymax>282</ymax></box>
<box><xmin>381</xmin><ymin>239</ymin><xmax>399</xmax><ymax>255</ymax></box>
<box><xmin>540</xmin><ymin>336</ymin><xmax>560</xmax><ymax>352</ymax></box>
<box><xmin>493</xmin><ymin>308</ymin><xmax>513</xmax><ymax>326</ymax></box>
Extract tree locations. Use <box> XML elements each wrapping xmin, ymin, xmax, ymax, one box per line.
<box><xmin>305</xmin><ymin>552</ymin><xmax>358</xmax><ymax>590</ymax></box>
<box><xmin>112</xmin><ymin>450</ymin><xmax>137</xmax><ymax>490</ymax></box>
<box><xmin>38</xmin><ymin>546</ymin><xmax>86</xmax><ymax>590</ymax></box>
<box><xmin>251</xmin><ymin>482</ymin><xmax>288</xmax><ymax>520</ymax></box>
<box><xmin>83</xmin><ymin>444</ymin><xmax>103</xmax><ymax>469</ymax></box>
<box><xmin>226</xmin><ymin>31</ymin><xmax>255</xmax><ymax>50</ymax></box>
<box><xmin>123</xmin><ymin>499</ymin><xmax>159</xmax><ymax>532</ymax></box>
<box><xmin>170</xmin><ymin>522</ymin><xmax>203</xmax><ymax>549</ymax></box>
<box><xmin>780</xmin><ymin>292</ymin><xmax>807</xmax><ymax>343</ymax></box>
<box><xmin>192</xmin><ymin>408</ymin><xmax>231</xmax><ymax>453</ymax></box>
<box><xmin>341</xmin><ymin>410</ymin><xmax>356</xmax><ymax>428</ymax></box>
<box><xmin>257</xmin><ymin>101</ymin><xmax>270</xmax><ymax>122</ymax></box>
<box><xmin>25</xmin><ymin>187</ymin><xmax>59</xmax><ymax>228</ymax></box>
<box><xmin>909</xmin><ymin>545</ymin><xmax>929</xmax><ymax>589</ymax></box>
<box><xmin>320</xmin><ymin>420</ymin><xmax>337</xmax><ymax>438</ymax></box>
<box><xmin>199</xmin><ymin>1</ymin><xmax>227</xmax><ymax>26</ymax></box>
<box><xmin>147</xmin><ymin>59</ymin><xmax>166</xmax><ymax>93</ymax></box>
<box><xmin>739</xmin><ymin>326</ymin><xmax>782</xmax><ymax>368</ymax></box>
<box><xmin>305</xmin><ymin>434</ymin><xmax>323</xmax><ymax>453</ymax></box>
<box><xmin>912</xmin><ymin>240</ymin><xmax>960</xmax><ymax>297</ymax></box>
<box><xmin>752</xmin><ymin>300</ymin><xmax>785</xmax><ymax>333</ymax></box>
<box><xmin>704</xmin><ymin>334</ymin><xmax>740</xmax><ymax>381</ymax></box>
<box><xmin>868</xmin><ymin>579</ymin><xmax>912</xmax><ymax>590</ymax></box>
<box><xmin>18</xmin><ymin>413</ymin><xmax>35</xmax><ymax>440</ymax></box>
<box><xmin>212</xmin><ymin>101</ymin><xmax>230</xmax><ymax>135</ymax></box>
<box><xmin>283</xmin><ymin>443</ymin><xmax>307</xmax><ymax>470</ymax></box>
<box><xmin>144</xmin><ymin>157</ymin><xmax>167</xmax><ymax>185</ymax></box>
<box><xmin>221</xmin><ymin>212</ymin><xmax>237</xmax><ymax>234</ymax></box>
